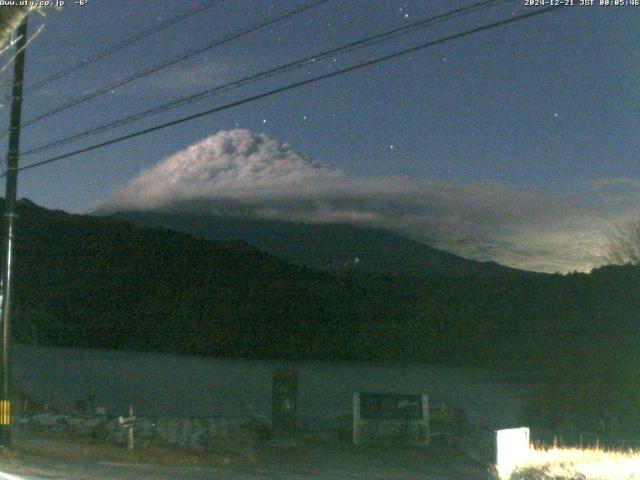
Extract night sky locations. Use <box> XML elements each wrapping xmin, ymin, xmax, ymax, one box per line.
<box><xmin>0</xmin><ymin>0</ymin><xmax>638</xmax><ymax>272</ymax></box>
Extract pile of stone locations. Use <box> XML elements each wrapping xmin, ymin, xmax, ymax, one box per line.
<box><xmin>18</xmin><ymin>413</ymin><xmax>268</xmax><ymax>451</ymax></box>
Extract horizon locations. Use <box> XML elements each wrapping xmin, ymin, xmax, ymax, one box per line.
<box><xmin>8</xmin><ymin>189</ymin><xmax>621</xmax><ymax>276</ymax></box>
<box><xmin>0</xmin><ymin>1</ymin><xmax>637</xmax><ymax>273</ymax></box>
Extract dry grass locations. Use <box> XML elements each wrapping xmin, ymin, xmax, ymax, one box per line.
<box><xmin>507</xmin><ymin>445</ymin><xmax>640</xmax><ymax>480</ymax></box>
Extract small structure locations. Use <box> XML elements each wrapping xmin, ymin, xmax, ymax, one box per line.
<box><xmin>429</xmin><ymin>404</ymin><xmax>468</xmax><ymax>442</ymax></box>
<box><xmin>353</xmin><ymin>393</ymin><xmax>429</xmax><ymax>446</ymax></box>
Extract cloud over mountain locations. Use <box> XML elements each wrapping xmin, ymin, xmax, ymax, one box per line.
<box><xmin>99</xmin><ymin>129</ymin><xmax>635</xmax><ymax>273</ymax></box>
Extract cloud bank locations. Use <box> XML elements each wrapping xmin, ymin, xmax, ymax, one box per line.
<box><xmin>99</xmin><ymin>129</ymin><xmax>638</xmax><ymax>273</ymax></box>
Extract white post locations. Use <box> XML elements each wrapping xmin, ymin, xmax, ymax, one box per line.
<box><xmin>352</xmin><ymin>393</ymin><xmax>361</xmax><ymax>445</ymax></box>
<box><xmin>421</xmin><ymin>394</ymin><xmax>429</xmax><ymax>444</ymax></box>
<box><xmin>127</xmin><ymin>405</ymin><xmax>134</xmax><ymax>450</ymax></box>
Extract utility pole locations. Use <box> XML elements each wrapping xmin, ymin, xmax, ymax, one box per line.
<box><xmin>0</xmin><ymin>15</ymin><xmax>28</xmax><ymax>449</ymax></box>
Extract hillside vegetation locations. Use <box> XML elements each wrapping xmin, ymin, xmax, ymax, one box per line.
<box><xmin>5</xmin><ymin>199</ymin><xmax>640</xmax><ymax>435</ymax></box>
<box><xmin>507</xmin><ymin>446</ymin><xmax>640</xmax><ymax>480</ymax></box>
<box><xmin>109</xmin><ymin>209</ymin><xmax>532</xmax><ymax>278</ymax></box>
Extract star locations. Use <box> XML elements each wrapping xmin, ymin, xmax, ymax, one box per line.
<box><xmin>262</xmin><ymin>119</ymin><xmax>267</xmax><ymax>124</ymax></box>
<box><xmin>389</xmin><ymin>144</ymin><xmax>395</xmax><ymax>150</ymax></box>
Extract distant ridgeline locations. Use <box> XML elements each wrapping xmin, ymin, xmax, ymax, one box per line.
<box><xmin>4</xmin><ymin>198</ymin><xmax>640</xmax><ymax>431</ymax></box>
<box><xmin>107</xmin><ymin>209</ymin><xmax>533</xmax><ymax>279</ymax></box>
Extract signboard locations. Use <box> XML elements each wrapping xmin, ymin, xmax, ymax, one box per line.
<box><xmin>359</xmin><ymin>393</ymin><xmax>423</xmax><ymax>420</ymax></box>
<box><xmin>118</xmin><ymin>415</ymin><xmax>135</xmax><ymax>429</ymax></box>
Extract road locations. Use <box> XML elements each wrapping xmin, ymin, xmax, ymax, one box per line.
<box><xmin>0</xmin><ymin>445</ymin><xmax>490</xmax><ymax>479</ymax></box>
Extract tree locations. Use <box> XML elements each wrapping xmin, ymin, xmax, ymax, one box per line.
<box><xmin>605</xmin><ymin>220</ymin><xmax>640</xmax><ymax>265</ymax></box>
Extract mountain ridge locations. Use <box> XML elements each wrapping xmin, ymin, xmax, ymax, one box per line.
<box><xmin>102</xmin><ymin>209</ymin><xmax>538</xmax><ymax>278</ymax></box>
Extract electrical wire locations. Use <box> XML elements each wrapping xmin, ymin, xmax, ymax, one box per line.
<box><xmin>24</xmin><ymin>0</ymin><xmax>224</xmax><ymax>94</ymax></box>
<box><xmin>22</xmin><ymin>0</ymin><xmax>507</xmax><ymax>157</ymax></box>
<box><xmin>6</xmin><ymin>5</ymin><xmax>563</xmax><ymax>177</ymax></box>
<box><xmin>2</xmin><ymin>0</ymin><xmax>330</xmax><ymax>136</ymax></box>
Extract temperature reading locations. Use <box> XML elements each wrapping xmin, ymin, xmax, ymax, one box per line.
<box><xmin>75</xmin><ymin>0</ymin><xmax>88</xmax><ymax>5</ymax></box>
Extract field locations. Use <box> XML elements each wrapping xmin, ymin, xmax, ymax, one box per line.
<box><xmin>12</xmin><ymin>344</ymin><xmax>528</xmax><ymax>428</ymax></box>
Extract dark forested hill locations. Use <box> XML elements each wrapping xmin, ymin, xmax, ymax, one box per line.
<box><xmin>105</xmin><ymin>210</ymin><xmax>535</xmax><ymax>278</ymax></box>
<box><xmin>4</xmin><ymin>199</ymin><xmax>637</xmax><ymax>366</ymax></box>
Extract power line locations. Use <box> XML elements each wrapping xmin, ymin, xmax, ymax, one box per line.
<box><xmin>3</xmin><ymin>0</ymin><xmax>330</xmax><ymax>135</ymax></box>
<box><xmin>22</xmin><ymin>0</ymin><xmax>506</xmax><ymax>157</ymax></box>
<box><xmin>24</xmin><ymin>0</ymin><xmax>224</xmax><ymax>94</ymax></box>
<box><xmin>7</xmin><ymin>5</ymin><xmax>563</xmax><ymax>177</ymax></box>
